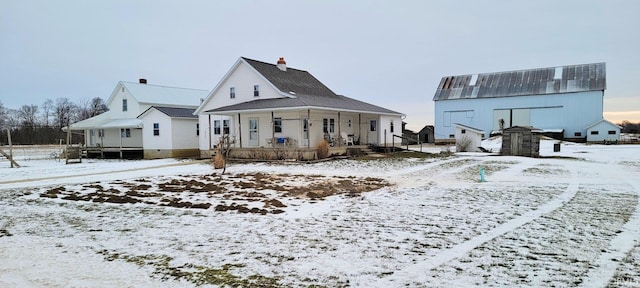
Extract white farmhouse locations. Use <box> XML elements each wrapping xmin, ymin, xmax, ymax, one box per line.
<box><xmin>433</xmin><ymin>63</ymin><xmax>610</xmax><ymax>143</ymax></box>
<box><xmin>69</xmin><ymin>79</ymin><xmax>209</xmax><ymax>158</ymax></box>
<box><xmin>195</xmin><ymin>57</ymin><xmax>404</xmax><ymax>159</ymax></box>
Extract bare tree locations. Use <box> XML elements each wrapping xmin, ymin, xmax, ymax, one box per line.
<box><xmin>41</xmin><ymin>99</ymin><xmax>54</xmax><ymax>126</ymax></box>
<box><xmin>54</xmin><ymin>98</ymin><xmax>76</xmax><ymax>128</ymax></box>
<box><xmin>18</xmin><ymin>105</ymin><xmax>39</xmax><ymax>128</ymax></box>
<box><xmin>90</xmin><ymin>97</ymin><xmax>108</xmax><ymax>116</ymax></box>
<box><xmin>0</xmin><ymin>101</ymin><xmax>5</xmax><ymax>128</ymax></box>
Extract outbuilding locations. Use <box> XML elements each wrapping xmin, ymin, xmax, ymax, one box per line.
<box><xmin>454</xmin><ymin>123</ymin><xmax>483</xmax><ymax>152</ymax></box>
<box><xmin>586</xmin><ymin>119</ymin><xmax>621</xmax><ymax>143</ymax></box>
<box><xmin>501</xmin><ymin>126</ymin><xmax>541</xmax><ymax>157</ymax></box>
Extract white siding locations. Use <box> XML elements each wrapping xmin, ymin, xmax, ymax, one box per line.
<box><xmin>107</xmin><ymin>85</ymin><xmax>143</xmax><ymax>119</ymax></box>
<box><xmin>586</xmin><ymin>120</ymin><xmax>620</xmax><ymax>142</ymax></box>
<box><xmin>171</xmin><ymin>118</ymin><xmax>199</xmax><ymax>149</ymax></box>
<box><xmin>201</xmin><ymin>61</ymin><xmax>284</xmax><ymax>112</ymax></box>
<box><xmin>435</xmin><ymin>91</ymin><xmax>603</xmax><ymax>141</ymax></box>
<box><xmin>141</xmin><ymin>109</ymin><xmax>173</xmax><ymax>150</ymax></box>
<box><xmin>455</xmin><ymin>125</ymin><xmax>483</xmax><ymax>152</ymax></box>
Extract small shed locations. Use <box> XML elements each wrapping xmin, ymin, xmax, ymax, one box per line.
<box><xmin>454</xmin><ymin>123</ymin><xmax>483</xmax><ymax>152</ymax></box>
<box><xmin>586</xmin><ymin>119</ymin><xmax>621</xmax><ymax>143</ymax></box>
<box><xmin>418</xmin><ymin>125</ymin><xmax>435</xmax><ymax>144</ymax></box>
<box><xmin>502</xmin><ymin>126</ymin><xmax>541</xmax><ymax>157</ymax></box>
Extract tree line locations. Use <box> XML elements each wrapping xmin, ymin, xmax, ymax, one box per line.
<box><xmin>0</xmin><ymin>97</ymin><xmax>108</xmax><ymax>145</ymax></box>
<box><xmin>618</xmin><ymin>121</ymin><xmax>640</xmax><ymax>134</ymax></box>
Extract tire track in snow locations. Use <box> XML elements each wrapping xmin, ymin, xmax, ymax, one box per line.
<box><xmin>580</xmin><ymin>180</ymin><xmax>640</xmax><ymax>288</ymax></box>
<box><xmin>377</xmin><ymin>182</ymin><xmax>579</xmax><ymax>286</ymax></box>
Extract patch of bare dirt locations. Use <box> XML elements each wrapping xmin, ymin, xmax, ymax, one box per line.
<box><xmin>39</xmin><ymin>172</ymin><xmax>390</xmax><ymax>215</ymax></box>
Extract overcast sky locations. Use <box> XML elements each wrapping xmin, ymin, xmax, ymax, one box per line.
<box><xmin>1</xmin><ymin>0</ymin><xmax>639</xmax><ymax>130</ymax></box>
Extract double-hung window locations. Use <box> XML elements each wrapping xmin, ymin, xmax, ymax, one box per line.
<box><xmin>230</xmin><ymin>87</ymin><xmax>235</xmax><ymax>99</ymax></box>
<box><xmin>122</xmin><ymin>99</ymin><xmax>128</xmax><ymax>112</ymax></box>
<box><xmin>274</xmin><ymin>117</ymin><xmax>282</xmax><ymax>133</ymax></box>
<box><xmin>223</xmin><ymin>120</ymin><xmax>230</xmax><ymax>134</ymax></box>
<box><xmin>254</xmin><ymin>85</ymin><xmax>260</xmax><ymax>97</ymax></box>
<box><xmin>214</xmin><ymin>120</ymin><xmax>221</xmax><ymax>135</ymax></box>
<box><xmin>153</xmin><ymin>123</ymin><xmax>160</xmax><ymax>136</ymax></box>
<box><xmin>120</xmin><ymin>128</ymin><xmax>131</xmax><ymax>138</ymax></box>
<box><xmin>323</xmin><ymin>118</ymin><xmax>335</xmax><ymax>133</ymax></box>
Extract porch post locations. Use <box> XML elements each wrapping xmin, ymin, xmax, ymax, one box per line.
<box><xmin>238</xmin><ymin>113</ymin><xmax>242</xmax><ymax>148</ymax></box>
<box><xmin>358</xmin><ymin>113</ymin><xmax>362</xmax><ymax>146</ymax></box>
<box><xmin>338</xmin><ymin>112</ymin><xmax>342</xmax><ymax>147</ymax></box>
<box><xmin>119</xmin><ymin>129</ymin><xmax>123</xmax><ymax>159</ymax></box>
<box><xmin>307</xmin><ymin>109</ymin><xmax>311</xmax><ymax>149</ymax></box>
<box><xmin>208</xmin><ymin>114</ymin><xmax>212</xmax><ymax>151</ymax></box>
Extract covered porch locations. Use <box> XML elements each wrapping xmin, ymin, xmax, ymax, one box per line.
<box><xmin>205</xmin><ymin>108</ymin><xmax>389</xmax><ymax>150</ymax></box>
<box><xmin>68</xmin><ymin>112</ymin><xmax>144</xmax><ymax>158</ymax></box>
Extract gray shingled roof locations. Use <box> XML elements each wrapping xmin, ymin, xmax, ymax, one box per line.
<box><xmin>151</xmin><ymin>106</ymin><xmax>197</xmax><ymax>118</ymax></box>
<box><xmin>433</xmin><ymin>62</ymin><xmax>606</xmax><ymax>101</ymax></box>
<box><xmin>242</xmin><ymin>57</ymin><xmax>337</xmax><ymax>98</ymax></box>
<box><xmin>206</xmin><ymin>93</ymin><xmax>401</xmax><ymax>115</ymax></box>
<box><xmin>205</xmin><ymin>58</ymin><xmax>402</xmax><ymax>115</ymax></box>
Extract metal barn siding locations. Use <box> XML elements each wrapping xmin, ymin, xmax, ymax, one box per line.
<box><xmin>433</xmin><ymin>63</ymin><xmax>606</xmax><ymax>143</ymax></box>
<box><xmin>501</xmin><ymin>126</ymin><xmax>541</xmax><ymax>157</ymax></box>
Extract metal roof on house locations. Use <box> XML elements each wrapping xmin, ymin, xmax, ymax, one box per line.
<box><xmin>145</xmin><ymin>106</ymin><xmax>197</xmax><ymax>118</ymax></box>
<box><xmin>119</xmin><ymin>82</ymin><xmax>208</xmax><ymax>107</ymax></box>
<box><xmin>433</xmin><ymin>62</ymin><xmax>606</xmax><ymax>101</ymax></box>
<box><xmin>242</xmin><ymin>57</ymin><xmax>337</xmax><ymax>98</ymax></box>
<box><xmin>206</xmin><ymin>93</ymin><xmax>401</xmax><ymax>115</ymax></box>
<box><xmin>68</xmin><ymin>111</ymin><xmax>143</xmax><ymax>130</ymax></box>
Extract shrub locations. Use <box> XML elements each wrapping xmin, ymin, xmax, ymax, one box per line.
<box><xmin>213</xmin><ymin>151</ymin><xmax>225</xmax><ymax>169</ymax></box>
<box><xmin>456</xmin><ymin>136</ymin><xmax>472</xmax><ymax>152</ymax></box>
<box><xmin>317</xmin><ymin>140</ymin><xmax>329</xmax><ymax>159</ymax></box>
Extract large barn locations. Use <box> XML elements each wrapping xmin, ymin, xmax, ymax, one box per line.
<box><xmin>433</xmin><ymin>63</ymin><xmax>608</xmax><ymax>143</ymax></box>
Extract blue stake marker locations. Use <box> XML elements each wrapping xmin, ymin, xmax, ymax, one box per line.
<box><xmin>480</xmin><ymin>167</ymin><xmax>485</xmax><ymax>182</ymax></box>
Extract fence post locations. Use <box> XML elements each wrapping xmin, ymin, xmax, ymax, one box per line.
<box><xmin>7</xmin><ymin>128</ymin><xmax>14</xmax><ymax>168</ymax></box>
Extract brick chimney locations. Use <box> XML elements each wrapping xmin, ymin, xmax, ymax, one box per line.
<box><xmin>276</xmin><ymin>57</ymin><xmax>286</xmax><ymax>71</ymax></box>
<box><xmin>139</xmin><ymin>78</ymin><xmax>147</xmax><ymax>84</ymax></box>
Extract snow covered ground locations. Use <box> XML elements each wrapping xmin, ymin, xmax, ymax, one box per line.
<box><xmin>0</xmin><ymin>140</ymin><xmax>639</xmax><ymax>287</ymax></box>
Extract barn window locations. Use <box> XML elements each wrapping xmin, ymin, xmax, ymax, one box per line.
<box><xmin>590</xmin><ymin>131</ymin><xmax>599</xmax><ymax>135</ymax></box>
<box><xmin>449</xmin><ymin>134</ymin><xmax>454</xmax><ymax>138</ymax></box>
<box><xmin>461</xmin><ymin>129</ymin><xmax>466</xmax><ymax>134</ymax></box>
<box><xmin>574</xmin><ymin>132</ymin><xmax>582</xmax><ymax>137</ymax></box>
<box><xmin>153</xmin><ymin>123</ymin><xmax>160</xmax><ymax>136</ymax></box>
<box><xmin>608</xmin><ymin>130</ymin><xmax>616</xmax><ymax>135</ymax></box>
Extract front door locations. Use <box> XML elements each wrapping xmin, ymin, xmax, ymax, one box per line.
<box><xmin>368</xmin><ymin>119</ymin><xmax>378</xmax><ymax>144</ymax></box>
<box><xmin>249</xmin><ymin>118</ymin><xmax>259</xmax><ymax>146</ymax></box>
